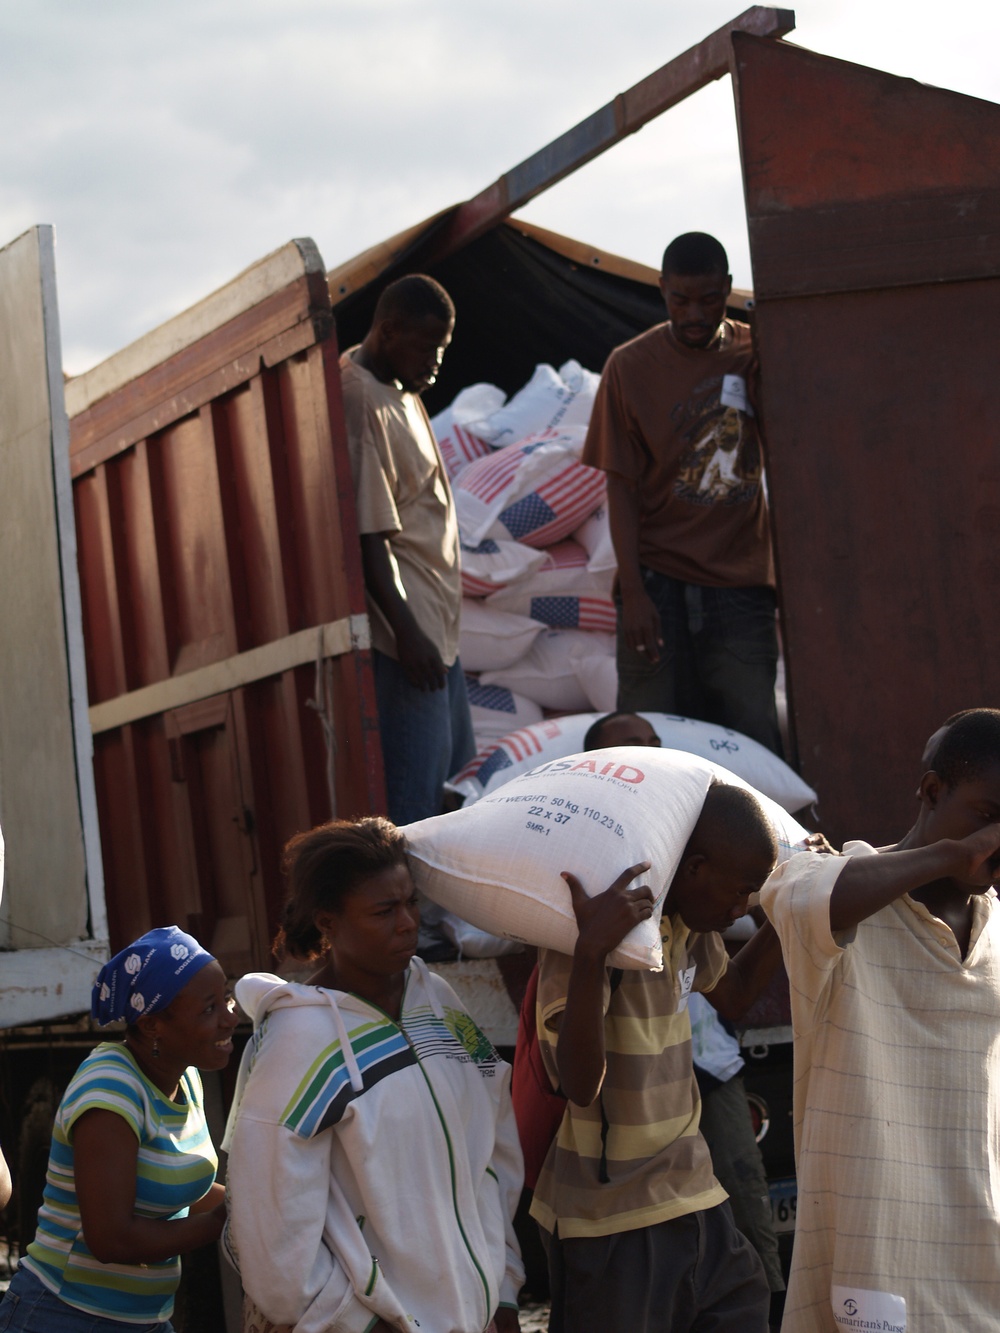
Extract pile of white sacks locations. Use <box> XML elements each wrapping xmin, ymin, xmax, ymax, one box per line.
<box><xmin>432</xmin><ymin>360</ymin><xmax>619</xmax><ymax>750</ymax></box>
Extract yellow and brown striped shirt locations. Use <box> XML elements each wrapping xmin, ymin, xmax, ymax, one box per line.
<box><xmin>530</xmin><ymin>917</ymin><xmax>729</xmax><ymax>1239</ymax></box>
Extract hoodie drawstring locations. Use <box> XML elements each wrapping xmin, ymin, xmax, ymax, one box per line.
<box><xmin>325</xmin><ymin>990</ymin><xmax>364</xmax><ymax>1093</ymax></box>
<box><xmin>410</xmin><ymin>956</ymin><xmax>446</xmax><ymax>1022</ymax></box>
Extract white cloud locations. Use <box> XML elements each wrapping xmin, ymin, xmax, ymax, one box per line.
<box><xmin>0</xmin><ymin>0</ymin><xmax>997</xmax><ymax>372</ymax></box>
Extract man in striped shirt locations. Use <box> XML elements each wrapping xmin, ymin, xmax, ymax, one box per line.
<box><xmin>531</xmin><ymin>783</ymin><xmax>783</xmax><ymax>1332</ymax></box>
<box><xmin>761</xmin><ymin>708</ymin><xmax>1000</xmax><ymax>1331</ymax></box>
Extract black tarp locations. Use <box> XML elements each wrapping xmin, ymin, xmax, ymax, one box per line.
<box><xmin>332</xmin><ymin>223</ymin><xmax>668</xmax><ymax>417</ymax></box>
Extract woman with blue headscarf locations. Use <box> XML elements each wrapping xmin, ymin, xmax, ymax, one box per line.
<box><xmin>0</xmin><ymin>926</ymin><xmax>238</xmax><ymax>1332</ymax></box>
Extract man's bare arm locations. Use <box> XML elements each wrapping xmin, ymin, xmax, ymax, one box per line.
<box><xmin>828</xmin><ymin>825</ymin><xmax>1000</xmax><ymax>933</ymax></box>
<box><xmin>555</xmin><ymin>864</ymin><xmax>652</xmax><ymax>1107</ymax></box>
<box><xmin>359</xmin><ymin>533</ymin><xmax>446</xmax><ymax>691</ymax></box>
<box><xmin>606</xmin><ymin>474</ymin><xmax>662</xmax><ymax>660</ymax></box>
<box><xmin>703</xmin><ymin>919</ymin><xmax>783</xmax><ymax>1020</ymax></box>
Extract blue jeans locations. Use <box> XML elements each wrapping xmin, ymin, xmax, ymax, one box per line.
<box><xmin>0</xmin><ymin>1266</ymin><xmax>174</xmax><ymax>1332</ymax></box>
<box><xmin>616</xmin><ymin>569</ymin><xmax>782</xmax><ymax>756</ymax></box>
<box><xmin>372</xmin><ymin>650</ymin><xmax>476</xmax><ymax>827</ymax></box>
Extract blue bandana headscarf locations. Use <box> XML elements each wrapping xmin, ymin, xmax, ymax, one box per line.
<box><xmin>92</xmin><ymin>926</ymin><xmax>215</xmax><ymax>1026</ymax></box>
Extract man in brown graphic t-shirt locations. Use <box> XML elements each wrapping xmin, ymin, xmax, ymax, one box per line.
<box><xmin>582</xmin><ymin>232</ymin><xmax>781</xmax><ymax>754</ymax></box>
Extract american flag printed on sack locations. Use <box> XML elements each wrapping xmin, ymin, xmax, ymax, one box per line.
<box><xmin>450</xmin><ymin>719</ymin><xmax>563</xmax><ymax>789</ymax></box>
<box><xmin>461</xmin><ymin>538</ymin><xmax>504</xmax><ymax>597</ymax></box>
<box><xmin>456</xmin><ymin>431</ymin><xmax>606</xmax><ymax>549</ymax></box>
<box><xmin>496</xmin><ymin>462</ymin><xmax>605</xmax><ymax>548</ymax></box>
<box><xmin>466</xmin><ymin>679</ymin><xmax>520</xmax><ymax>713</ymax></box>
<box><xmin>528</xmin><ymin>595</ymin><xmax>616</xmax><ymax>633</ymax></box>
<box><xmin>437</xmin><ymin>422</ymin><xmax>492</xmax><ymax>481</ymax></box>
<box><xmin>539</xmin><ymin>539</ymin><xmax>589</xmax><ymax>572</ymax></box>
<box><xmin>459</xmin><ymin>537</ymin><xmax>546</xmax><ymax>599</ymax></box>
<box><xmin>458</xmin><ymin>436</ymin><xmax>551</xmax><ymax>504</ymax></box>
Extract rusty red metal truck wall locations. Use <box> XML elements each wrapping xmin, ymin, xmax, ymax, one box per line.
<box><xmin>67</xmin><ymin>240</ymin><xmax>384</xmax><ymax>975</ymax></box>
<box><xmin>733</xmin><ymin>34</ymin><xmax>1000</xmax><ymax>845</ymax></box>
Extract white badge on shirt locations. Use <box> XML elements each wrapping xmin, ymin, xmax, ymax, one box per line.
<box><xmin>676</xmin><ymin>965</ymin><xmax>696</xmax><ymax>1010</ymax></box>
<box><xmin>831</xmin><ymin>1285</ymin><xmax>906</xmax><ymax>1332</ymax></box>
<box><xmin>720</xmin><ymin>373</ymin><xmax>754</xmax><ymax>416</ymax></box>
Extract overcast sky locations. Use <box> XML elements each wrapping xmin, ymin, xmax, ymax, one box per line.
<box><xmin>2</xmin><ymin>0</ymin><xmax>999</xmax><ymax>375</ymax></box>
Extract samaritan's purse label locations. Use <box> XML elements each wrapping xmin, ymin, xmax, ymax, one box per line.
<box><xmin>720</xmin><ymin>373</ymin><xmax>753</xmax><ymax>415</ymax></box>
<box><xmin>831</xmin><ymin>1285</ymin><xmax>906</xmax><ymax>1331</ymax></box>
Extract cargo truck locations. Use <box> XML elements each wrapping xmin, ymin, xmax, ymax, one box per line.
<box><xmin>3</xmin><ymin>6</ymin><xmax>999</xmax><ymax>1325</ymax></box>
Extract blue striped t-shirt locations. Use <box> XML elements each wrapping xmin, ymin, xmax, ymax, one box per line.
<box><xmin>23</xmin><ymin>1042</ymin><xmax>217</xmax><ymax>1324</ymax></box>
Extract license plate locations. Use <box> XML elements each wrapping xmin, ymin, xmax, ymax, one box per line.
<box><xmin>769</xmin><ymin>1177</ymin><xmax>797</xmax><ymax>1234</ymax></box>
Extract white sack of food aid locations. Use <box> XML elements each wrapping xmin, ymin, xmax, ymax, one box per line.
<box><xmin>573</xmin><ymin>651</ymin><xmax>618</xmax><ymax>711</ymax></box>
<box><xmin>559</xmin><ymin>358</ymin><xmax>601</xmax><ymax>403</ymax></box>
<box><xmin>459</xmin><ymin>601</ymin><xmax>545</xmax><ymax>673</ymax></box>
<box><xmin>406</xmin><ymin>746</ymin><xmax>809</xmax><ymax>970</ymax></box>
<box><xmin>450</xmin><ymin>383</ymin><xmax>508</xmax><ymax>427</ymax></box>
<box><xmin>438</xmin><ymin>910</ymin><xmax>525</xmax><ymax>959</ymax></box>
<box><xmin>461</xmin><ymin>361</ymin><xmax>599</xmax><ymax>447</ymax></box>
<box><xmin>447</xmin><ymin>711</ymin><xmax>817</xmax><ymax>814</ymax></box>
<box><xmin>465</xmin><ymin>676</ymin><xmax>544</xmax><ymax>746</ymax></box>
<box><xmin>572</xmin><ymin>503</ymin><xmax>617</xmax><ymax>574</ymax></box>
<box><xmin>454</xmin><ymin>429</ymin><xmax>606</xmax><ymax>549</ymax></box>
<box><xmin>432</xmin><ymin>384</ymin><xmax>505</xmax><ymax>480</ymax></box>
<box><xmin>486</xmin><ymin>540</ymin><xmax>615</xmax><ymax>633</ymax></box>
<box><xmin>434</xmin><ymin>417</ymin><xmax>493</xmax><ymax>481</ymax></box>
<box><xmin>460</xmin><ymin>537</ymin><xmax>546</xmax><ymax>598</ymax></box>
<box><xmin>480</xmin><ymin>628</ymin><xmax>614</xmax><ymax>712</ymax></box>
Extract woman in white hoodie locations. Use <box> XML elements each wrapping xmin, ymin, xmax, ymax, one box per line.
<box><xmin>224</xmin><ymin>817</ymin><xmax>524</xmax><ymax>1333</ymax></box>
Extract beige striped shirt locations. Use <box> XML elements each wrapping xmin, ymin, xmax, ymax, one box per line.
<box><xmin>530</xmin><ymin>918</ymin><xmax>728</xmax><ymax>1239</ymax></box>
<box><xmin>762</xmin><ymin>843</ymin><xmax>1000</xmax><ymax>1332</ymax></box>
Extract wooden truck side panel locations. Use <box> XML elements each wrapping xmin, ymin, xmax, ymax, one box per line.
<box><xmin>0</xmin><ymin>226</ymin><xmax>105</xmax><ymax>1026</ymax></box>
<box><xmin>732</xmin><ymin>33</ymin><xmax>1000</xmax><ymax>845</ymax></box>
<box><xmin>67</xmin><ymin>241</ymin><xmax>385</xmax><ymax>976</ymax></box>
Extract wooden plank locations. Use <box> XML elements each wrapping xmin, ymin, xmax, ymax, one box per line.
<box><xmin>0</xmin><ymin>226</ymin><xmax>103</xmax><ymax>954</ymax></box>
<box><xmin>70</xmin><ymin>287</ymin><xmax>326</xmax><ymax>471</ymax></box>
<box><xmin>66</xmin><ymin>239</ymin><xmax>326</xmax><ymax>418</ymax></box>
<box><xmin>733</xmin><ymin>33</ymin><xmax>1000</xmax><ymax>846</ymax></box>
<box><xmin>327</xmin><ymin>210</ymin><xmax>453</xmax><ymax>305</ymax></box>
<box><xmin>750</xmin><ymin>188</ymin><xmax>1000</xmax><ymax>297</ymax></box>
<box><xmin>74</xmin><ymin>466</ymin><xmax>130</xmax><ymax>702</ymax></box>
<box><xmin>426</xmin><ymin>7</ymin><xmax>795</xmax><ymax>259</ymax></box>
<box><xmin>88</xmin><ymin>614</ymin><xmax>372</xmax><ymax>734</ymax></box>
<box><xmin>111</xmin><ymin>442</ymin><xmax>172</xmax><ymax>687</ymax></box>
<box><xmin>506</xmin><ymin>219</ymin><xmax>661</xmax><ymax>285</ymax></box>
<box><xmin>152</xmin><ymin>409</ymin><xmax>239</xmax><ymax>677</ymax></box>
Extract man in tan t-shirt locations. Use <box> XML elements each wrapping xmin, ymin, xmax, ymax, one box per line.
<box><xmin>341</xmin><ymin>275</ymin><xmax>474</xmax><ymax>830</ymax></box>
<box><xmin>582</xmin><ymin>232</ymin><xmax>781</xmax><ymax>754</ymax></box>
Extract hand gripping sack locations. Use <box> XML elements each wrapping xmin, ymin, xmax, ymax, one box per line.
<box><xmin>447</xmin><ymin>711</ymin><xmax>817</xmax><ymax>814</ymax></box>
<box><xmin>405</xmin><ymin>746</ymin><xmax>809</xmax><ymax>971</ymax></box>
